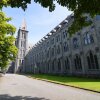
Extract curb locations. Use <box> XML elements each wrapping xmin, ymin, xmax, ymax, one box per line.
<box><xmin>27</xmin><ymin>76</ymin><xmax>100</xmax><ymax>94</ymax></box>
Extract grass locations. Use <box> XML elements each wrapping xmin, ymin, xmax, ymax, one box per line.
<box><xmin>29</xmin><ymin>74</ymin><xmax>100</xmax><ymax>92</ymax></box>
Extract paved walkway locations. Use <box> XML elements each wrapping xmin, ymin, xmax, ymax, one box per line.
<box><xmin>0</xmin><ymin>74</ymin><xmax>100</xmax><ymax>100</ymax></box>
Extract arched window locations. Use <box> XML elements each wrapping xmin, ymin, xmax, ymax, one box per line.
<box><xmin>21</xmin><ymin>50</ymin><xmax>23</xmax><ymax>57</ymax></box>
<box><xmin>51</xmin><ymin>48</ymin><xmax>54</xmax><ymax>56</ymax></box>
<box><xmin>94</xmin><ymin>55</ymin><xmax>99</xmax><ymax>69</ymax></box>
<box><xmin>22</xmin><ymin>32</ymin><xmax>26</xmax><ymax>39</ymax></box>
<box><xmin>64</xmin><ymin>42</ymin><xmax>69</xmax><ymax>52</ymax></box>
<box><xmin>52</xmin><ymin>60</ymin><xmax>55</xmax><ymax>71</ymax></box>
<box><xmin>23</xmin><ymin>50</ymin><xmax>25</xmax><ymax>56</ymax></box>
<box><xmin>47</xmin><ymin>62</ymin><xmax>49</xmax><ymax>72</ymax></box>
<box><xmin>57</xmin><ymin>45</ymin><xmax>60</xmax><ymax>54</ymax></box>
<box><xmin>21</xmin><ymin>41</ymin><xmax>23</xmax><ymax>47</ymax></box>
<box><xmin>51</xmin><ymin>38</ymin><xmax>54</xmax><ymax>44</ymax></box>
<box><xmin>47</xmin><ymin>51</ymin><xmax>49</xmax><ymax>58</ymax></box>
<box><xmin>58</xmin><ymin>59</ymin><xmax>61</xmax><ymax>71</ymax></box>
<box><xmin>63</xmin><ymin>30</ymin><xmax>67</xmax><ymax>39</ymax></box>
<box><xmin>56</xmin><ymin>35</ymin><xmax>60</xmax><ymax>42</ymax></box>
<box><xmin>84</xmin><ymin>32</ymin><xmax>94</xmax><ymax>45</ymax></box>
<box><xmin>73</xmin><ymin>38</ymin><xmax>79</xmax><ymax>49</ymax></box>
<box><xmin>19</xmin><ymin>60</ymin><xmax>22</xmax><ymax>65</ymax></box>
<box><xmin>87</xmin><ymin>51</ymin><xmax>99</xmax><ymax>69</ymax></box>
<box><xmin>23</xmin><ymin>41</ymin><xmax>25</xmax><ymax>48</ymax></box>
<box><xmin>22</xmin><ymin>60</ymin><xmax>24</xmax><ymax>65</ymax></box>
<box><xmin>24</xmin><ymin>34</ymin><xmax>26</xmax><ymax>39</ymax></box>
<box><xmin>74</xmin><ymin>55</ymin><xmax>82</xmax><ymax>70</ymax></box>
<box><xmin>65</xmin><ymin>57</ymin><xmax>70</xmax><ymax>70</ymax></box>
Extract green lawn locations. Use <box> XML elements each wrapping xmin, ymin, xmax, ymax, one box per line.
<box><xmin>29</xmin><ymin>74</ymin><xmax>100</xmax><ymax>92</ymax></box>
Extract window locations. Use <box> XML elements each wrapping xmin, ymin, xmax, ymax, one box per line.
<box><xmin>47</xmin><ymin>42</ymin><xmax>49</xmax><ymax>47</ymax></box>
<box><xmin>21</xmin><ymin>41</ymin><xmax>23</xmax><ymax>47</ymax></box>
<box><xmin>22</xmin><ymin>32</ymin><xmax>24</xmax><ymax>38</ymax></box>
<box><xmin>21</xmin><ymin>41</ymin><xmax>25</xmax><ymax>48</ymax></box>
<box><xmin>73</xmin><ymin>38</ymin><xmax>79</xmax><ymax>49</ymax></box>
<box><xmin>52</xmin><ymin>60</ymin><xmax>55</xmax><ymax>71</ymax></box>
<box><xmin>56</xmin><ymin>36</ymin><xmax>58</xmax><ymax>42</ymax></box>
<box><xmin>87</xmin><ymin>51</ymin><xmax>99</xmax><ymax>69</ymax></box>
<box><xmin>57</xmin><ymin>45</ymin><xmax>60</xmax><ymax>54</ymax></box>
<box><xmin>65</xmin><ymin>30</ymin><xmax>67</xmax><ymax>37</ymax></box>
<box><xmin>64</xmin><ymin>42</ymin><xmax>69</xmax><ymax>52</ymax></box>
<box><xmin>22</xmin><ymin>32</ymin><xmax>26</xmax><ymax>39</ymax></box>
<box><xmin>24</xmin><ymin>34</ymin><xmax>26</xmax><ymax>39</ymax></box>
<box><xmin>96</xmin><ymin>15</ymin><xmax>100</xmax><ymax>20</ymax></box>
<box><xmin>22</xmin><ymin>60</ymin><xmax>24</xmax><ymax>65</ymax></box>
<box><xmin>91</xmin><ymin>25</ymin><xmax>95</xmax><ymax>29</ymax></box>
<box><xmin>51</xmin><ymin>48</ymin><xmax>54</xmax><ymax>56</ymax></box>
<box><xmin>63</xmin><ymin>32</ymin><xmax>65</xmax><ymax>38</ymax></box>
<box><xmin>47</xmin><ymin>51</ymin><xmax>49</xmax><ymax>58</ymax></box>
<box><xmin>24</xmin><ymin>41</ymin><xmax>26</xmax><ymax>48</ymax></box>
<box><xmin>74</xmin><ymin>55</ymin><xmax>82</xmax><ymax>70</ymax></box>
<box><xmin>84</xmin><ymin>32</ymin><xmax>94</xmax><ymax>45</ymax></box>
<box><xmin>19</xmin><ymin>60</ymin><xmax>22</xmax><ymax>65</ymax></box>
<box><xmin>47</xmin><ymin>62</ymin><xmax>50</xmax><ymax>72</ymax></box>
<box><xmin>21</xmin><ymin>50</ymin><xmax>23</xmax><ymax>57</ymax></box>
<box><xmin>58</xmin><ymin>59</ymin><xmax>61</xmax><ymax>71</ymax></box>
<box><xmin>65</xmin><ymin>58</ymin><xmax>70</xmax><ymax>70</ymax></box>
<box><xmin>23</xmin><ymin>50</ymin><xmax>25</xmax><ymax>56</ymax></box>
<box><xmin>63</xmin><ymin>30</ymin><xmax>67</xmax><ymax>39</ymax></box>
<box><xmin>56</xmin><ymin>35</ymin><xmax>60</xmax><ymax>42</ymax></box>
<box><xmin>51</xmin><ymin>38</ymin><xmax>54</xmax><ymax>44</ymax></box>
<box><xmin>41</xmin><ymin>52</ymin><xmax>43</xmax><ymax>59</ymax></box>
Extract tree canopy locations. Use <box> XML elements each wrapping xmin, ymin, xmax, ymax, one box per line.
<box><xmin>0</xmin><ymin>11</ymin><xmax>17</xmax><ymax>70</ymax></box>
<box><xmin>1</xmin><ymin>0</ymin><xmax>100</xmax><ymax>34</ymax></box>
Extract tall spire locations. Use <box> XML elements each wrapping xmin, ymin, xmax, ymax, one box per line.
<box><xmin>21</xmin><ymin>18</ymin><xmax>27</xmax><ymax>30</ymax></box>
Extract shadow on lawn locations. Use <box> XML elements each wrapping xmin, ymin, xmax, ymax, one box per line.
<box><xmin>0</xmin><ymin>94</ymin><xmax>50</xmax><ymax>100</ymax></box>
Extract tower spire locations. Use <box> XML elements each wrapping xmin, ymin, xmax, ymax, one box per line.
<box><xmin>21</xmin><ymin>18</ymin><xmax>27</xmax><ymax>30</ymax></box>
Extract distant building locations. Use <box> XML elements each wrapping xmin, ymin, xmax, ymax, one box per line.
<box><xmin>22</xmin><ymin>14</ymin><xmax>100</xmax><ymax>77</ymax></box>
<box><xmin>14</xmin><ymin>19</ymin><xmax>28</xmax><ymax>73</ymax></box>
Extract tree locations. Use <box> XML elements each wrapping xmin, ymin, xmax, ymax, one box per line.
<box><xmin>1</xmin><ymin>0</ymin><xmax>100</xmax><ymax>35</ymax></box>
<box><xmin>0</xmin><ymin>11</ymin><xmax>18</xmax><ymax>70</ymax></box>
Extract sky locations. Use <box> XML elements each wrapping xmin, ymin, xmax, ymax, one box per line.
<box><xmin>3</xmin><ymin>2</ymin><xmax>72</xmax><ymax>46</ymax></box>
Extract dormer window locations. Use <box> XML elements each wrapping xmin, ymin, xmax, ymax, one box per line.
<box><xmin>63</xmin><ymin>30</ymin><xmax>67</xmax><ymax>39</ymax></box>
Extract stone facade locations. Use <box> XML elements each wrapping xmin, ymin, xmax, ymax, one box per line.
<box><xmin>14</xmin><ymin>19</ymin><xmax>28</xmax><ymax>73</ymax></box>
<box><xmin>23</xmin><ymin>14</ymin><xmax>100</xmax><ymax>76</ymax></box>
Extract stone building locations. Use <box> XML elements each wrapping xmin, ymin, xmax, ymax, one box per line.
<box><xmin>23</xmin><ymin>14</ymin><xmax>100</xmax><ymax>76</ymax></box>
<box><xmin>14</xmin><ymin>19</ymin><xmax>28</xmax><ymax>73</ymax></box>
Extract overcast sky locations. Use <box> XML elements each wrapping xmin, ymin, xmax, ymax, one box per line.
<box><xmin>3</xmin><ymin>2</ymin><xmax>72</xmax><ymax>46</ymax></box>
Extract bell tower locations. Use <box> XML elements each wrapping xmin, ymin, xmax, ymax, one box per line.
<box><xmin>15</xmin><ymin>19</ymin><xmax>28</xmax><ymax>73</ymax></box>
